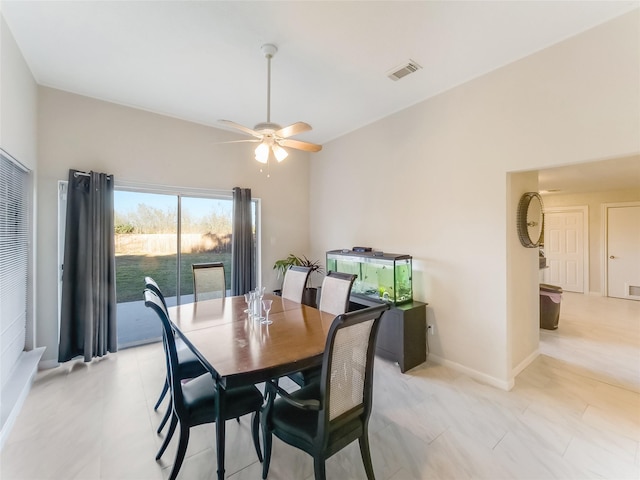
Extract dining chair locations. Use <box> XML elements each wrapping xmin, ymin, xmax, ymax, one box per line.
<box><xmin>318</xmin><ymin>271</ymin><xmax>357</xmax><ymax>316</ymax></box>
<box><xmin>145</xmin><ymin>277</ymin><xmax>207</xmax><ymax>434</ymax></box>
<box><xmin>280</xmin><ymin>265</ymin><xmax>312</xmax><ymax>303</ymax></box>
<box><xmin>288</xmin><ymin>271</ymin><xmax>358</xmax><ymax>387</ymax></box>
<box><xmin>192</xmin><ymin>262</ymin><xmax>226</xmax><ymax>301</ymax></box>
<box><xmin>261</xmin><ymin>303</ymin><xmax>389</xmax><ymax>480</ymax></box>
<box><xmin>144</xmin><ymin>289</ymin><xmax>263</xmax><ymax>480</ymax></box>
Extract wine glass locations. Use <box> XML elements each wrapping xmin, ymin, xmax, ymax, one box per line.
<box><xmin>261</xmin><ymin>299</ymin><xmax>273</xmax><ymax>325</ymax></box>
<box><xmin>255</xmin><ymin>288</ymin><xmax>265</xmax><ymax>321</ymax></box>
<box><xmin>244</xmin><ymin>293</ymin><xmax>251</xmax><ymax>313</ymax></box>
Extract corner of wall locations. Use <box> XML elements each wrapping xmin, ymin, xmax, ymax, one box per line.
<box><xmin>428</xmin><ymin>353</ymin><xmax>514</xmax><ymax>391</ymax></box>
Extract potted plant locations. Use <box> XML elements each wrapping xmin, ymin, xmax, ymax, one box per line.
<box><xmin>273</xmin><ymin>254</ymin><xmax>323</xmax><ymax>307</ymax></box>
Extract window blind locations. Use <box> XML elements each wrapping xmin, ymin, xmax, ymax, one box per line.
<box><xmin>0</xmin><ymin>150</ymin><xmax>29</xmax><ymax>388</ymax></box>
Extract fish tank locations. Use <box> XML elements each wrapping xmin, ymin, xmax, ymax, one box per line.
<box><xmin>326</xmin><ymin>249</ymin><xmax>413</xmax><ymax>305</ymax></box>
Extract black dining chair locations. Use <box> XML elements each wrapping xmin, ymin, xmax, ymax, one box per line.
<box><xmin>145</xmin><ymin>277</ymin><xmax>207</xmax><ymax>434</ymax></box>
<box><xmin>288</xmin><ymin>271</ymin><xmax>357</xmax><ymax>387</ymax></box>
<box><xmin>261</xmin><ymin>303</ymin><xmax>389</xmax><ymax>480</ymax></box>
<box><xmin>144</xmin><ymin>289</ymin><xmax>264</xmax><ymax>480</ymax></box>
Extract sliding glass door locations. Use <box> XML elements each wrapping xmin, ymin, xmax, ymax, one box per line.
<box><xmin>114</xmin><ymin>189</ymin><xmax>256</xmax><ymax>348</ymax></box>
<box><xmin>114</xmin><ymin>191</ymin><xmax>177</xmax><ymax>347</ymax></box>
<box><xmin>179</xmin><ymin>196</ymin><xmax>234</xmax><ymax>302</ymax></box>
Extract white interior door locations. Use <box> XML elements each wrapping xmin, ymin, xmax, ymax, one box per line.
<box><xmin>543</xmin><ymin>208</ymin><xmax>586</xmax><ymax>293</ymax></box>
<box><xmin>606</xmin><ymin>204</ymin><xmax>640</xmax><ymax>300</ymax></box>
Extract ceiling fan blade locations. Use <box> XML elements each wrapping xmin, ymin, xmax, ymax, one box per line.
<box><xmin>275</xmin><ymin>122</ymin><xmax>312</xmax><ymax>139</ymax></box>
<box><xmin>218</xmin><ymin>119</ymin><xmax>261</xmax><ymax>138</ymax></box>
<box><xmin>279</xmin><ymin>138</ymin><xmax>323</xmax><ymax>152</ymax></box>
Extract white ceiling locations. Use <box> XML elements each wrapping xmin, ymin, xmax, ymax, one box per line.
<box><xmin>538</xmin><ymin>155</ymin><xmax>640</xmax><ymax>195</ymax></box>
<box><xmin>2</xmin><ymin>0</ymin><xmax>639</xmax><ymax>192</ymax></box>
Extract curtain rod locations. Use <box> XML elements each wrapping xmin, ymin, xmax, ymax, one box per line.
<box><xmin>73</xmin><ymin>171</ymin><xmax>112</xmax><ymax>179</ymax></box>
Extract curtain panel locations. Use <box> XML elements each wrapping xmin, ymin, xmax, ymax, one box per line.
<box><xmin>59</xmin><ymin>170</ymin><xmax>117</xmax><ymax>362</ymax></box>
<box><xmin>231</xmin><ymin>187</ymin><xmax>254</xmax><ymax>296</ymax></box>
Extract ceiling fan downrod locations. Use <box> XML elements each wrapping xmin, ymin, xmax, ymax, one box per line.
<box><xmin>262</xmin><ymin>44</ymin><xmax>277</xmax><ymax>125</ymax></box>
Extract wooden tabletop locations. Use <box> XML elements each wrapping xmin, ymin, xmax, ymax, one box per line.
<box><xmin>168</xmin><ymin>294</ymin><xmax>337</xmax><ymax>388</ymax></box>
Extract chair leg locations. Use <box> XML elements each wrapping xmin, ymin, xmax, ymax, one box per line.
<box><xmin>261</xmin><ymin>427</ymin><xmax>272</xmax><ymax>480</ymax></box>
<box><xmin>157</xmin><ymin>397</ymin><xmax>172</xmax><ymax>433</ymax></box>
<box><xmin>156</xmin><ymin>413</ymin><xmax>178</xmax><ymax>460</ymax></box>
<box><xmin>251</xmin><ymin>411</ymin><xmax>263</xmax><ymax>462</ymax></box>
<box><xmin>313</xmin><ymin>457</ymin><xmax>326</xmax><ymax>480</ymax></box>
<box><xmin>359</xmin><ymin>434</ymin><xmax>376</xmax><ymax>480</ymax></box>
<box><xmin>168</xmin><ymin>425</ymin><xmax>190</xmax><ymax>480</ymax></box>
<box><xmin>261</xmin><ymin>380</ymin><xmax>279</xmax><ymax>479</ymax></box>
<box><xmin>154</xmin><ymin>378</ymin><xmax>169</xmax><ymax>410</ymax></box>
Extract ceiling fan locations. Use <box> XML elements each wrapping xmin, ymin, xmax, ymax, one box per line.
<box><xmin>218</xmin><ymin>44</ymin><xmax>322</xmax><ymax>166</ymax></box>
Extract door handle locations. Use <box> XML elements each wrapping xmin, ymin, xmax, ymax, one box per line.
<box><xmin>609</xmin><ymin>255</ymin><xmax>616</xmax><ymax>259</ymax></box>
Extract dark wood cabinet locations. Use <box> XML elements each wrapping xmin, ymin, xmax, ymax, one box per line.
<box><xmin>349</xmin><ymin>296</ymin><xmax>427</xmax><ymax>373</ymax></box>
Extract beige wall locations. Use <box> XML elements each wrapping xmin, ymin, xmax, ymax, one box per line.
<box><xmin>310</xmin><ymin>10</ymin><xmax>640</xmax><ymax>388</ymax></box>
<box><xmin>1</xmin><ymin>14</ymin><xmax>38</xmax><ymax>350</ymax></box>
<box><xmin>542</xmin><ymin>187</ymin><xmax>640</xmax><ymax>294</ymax></box>
<box><xmin>36</xmin><ymin>87</ymin><xmax>311</xmax><ymax>365</ymax></box>
<box><xmin>0</xmin><ymin>13</ymin><xmax>40</xmax><ymax>444</ymax></box>
<box><xmin>0</xmin><ymin>15</ymin><xmax>37</xmax><ymax>169</ymax></box>
<box><xmin>508</xmin><ymin>172</ymin><xmax>540</xmax><ymax>374</ymax></box>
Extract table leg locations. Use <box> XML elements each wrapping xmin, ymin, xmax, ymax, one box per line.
<box><xmin>216</xmin><ymin>385</ymin><xmax>226</xmax><ymax>479</ymax></box>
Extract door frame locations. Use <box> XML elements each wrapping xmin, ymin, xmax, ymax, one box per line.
<box><xmin>57</xmin><ymin>181</ymin><xmax>67</xmax><ymax>336</ymax></box>
<box><xmin>543</xmin><ymin>205</ymin><xmax>589</xmax><ymax>293</ymax></box>
<box><xmin>601</xmin><ymin>201</ymin><xmax>640</xmax><ymax>298</ymax></box>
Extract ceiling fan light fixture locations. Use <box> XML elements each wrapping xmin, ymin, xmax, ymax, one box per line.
<box><xmin>273</xmin><ymin>144</ymin><xmax>288</xmax><ymax>162</ymax></box>
<box><xmin>255</xmin><ymin>142</ymin><xmax>269</xmax><ymax>163</ymax></box>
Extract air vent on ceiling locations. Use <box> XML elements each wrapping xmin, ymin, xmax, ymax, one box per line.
<box><xmin>387</xmin><ymin>60</ymin><xmax>422</xmax><ymax>81</ymax></box>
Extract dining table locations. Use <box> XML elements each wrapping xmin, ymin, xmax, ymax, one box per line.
<box><xmin>167</xmin><ymin>293</ymin><xmax>337</xmax><ymax>479</ymax></box>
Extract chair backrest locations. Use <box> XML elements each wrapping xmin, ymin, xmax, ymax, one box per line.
<box><xmin>145</xmin><ymin>276</ymin><xmax>167</xmax><ymax>309</ymax></box>
<box><xmin>318</xmin><ymin>271</ymin><xmax>357</xmax><ymax>316</ymax></box>
<box><xmin>144</xmin><ymin>288</ymin><xmax>189</xmax><ymax>416</ymax></box>
<box><xmin>192</xmin><ymin>262</ymin><xmax>226</xmax><ymax>301</ymax></box>
<box><xmin>319</xmin><ymin>304</ymin><xmax>389</xmax><ymax>430</ymax></box>
<box><xmin>281</xmin><ymin>265</ymin><xmax>312</xmax><ymax>303</ymax></box>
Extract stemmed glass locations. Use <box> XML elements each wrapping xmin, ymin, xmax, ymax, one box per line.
<box><xmin>261</xmin><ymin>299</ymin><xmax>273</xmax><ymax>325</ymax></box>
<box><xmin>244</xmin><ymin>293</ymin><xmax>251</xmax><ymax>313</ymax></box>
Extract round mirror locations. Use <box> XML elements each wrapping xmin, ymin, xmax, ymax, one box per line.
<box><xmin>517</xmin><ymin>192</ymin><xmax>544</xmax><ymax>248</ymax></box>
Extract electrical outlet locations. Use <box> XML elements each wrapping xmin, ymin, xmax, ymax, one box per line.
<box><xmin>428</xmin><ymin>324</ymin><xmax>435</xmax><ymax>335</ymax></box>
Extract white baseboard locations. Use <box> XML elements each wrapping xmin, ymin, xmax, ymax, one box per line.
<box><xmin>428</xmin><ymin>353</ymin><xmax>513</xmax><ymax>391</ymax></box>
<box><xmin>0</xmin><ymin>347</ymin><xmax>46</xmax><ymax>451</ymax></box>
<box><xmin>511</xmin><ymin>349</ymin><xmax>539</xmax><ymax>379</ymax></box>
<box><xmin>38</xmin><ymin>358</ymin><xmax>60</xmax><ymax>370</ymax></box>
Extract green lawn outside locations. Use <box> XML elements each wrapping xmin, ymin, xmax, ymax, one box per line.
<box><xmin>116</xmin><ymin>252</ymin><xmax>232</xmax><ymax>302</ymax></box>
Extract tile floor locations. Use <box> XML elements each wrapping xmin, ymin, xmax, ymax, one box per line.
<box><xmin>1</xmin><ymin>292</ymin><xmax>638</xmax><ymax>479</ymax></box>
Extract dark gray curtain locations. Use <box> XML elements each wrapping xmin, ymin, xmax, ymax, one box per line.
<box><xmin>59</xmin><ymin>170</ymin><xmax>117</xmax><ymax>362</ymax></box>
<box><xmin>231</xmin><ymin>187</ymin><xmax>254</xmax><ymax>295</ymax></box>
